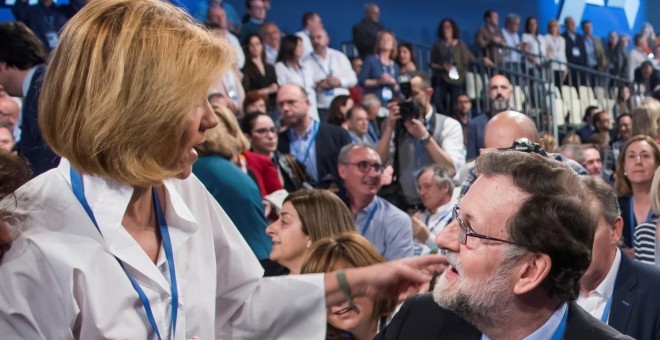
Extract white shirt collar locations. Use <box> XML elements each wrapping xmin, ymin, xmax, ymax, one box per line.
<box><xmin>481</xmin><ymin>303</ymin><xmax>568</xmax><ymax>340</ymax></box>
<box><xmin>22</xmin><ymin>66</ymin><xmax>38</xmax><ymax>98</ymax></box>
<box><xmin>56</xmin><ymin>158</ymin><xmax>199</xmax><ymax>260</ymax></box>
<box><xmin>424</xmin><ymin>105</ymin><xmax>434</xmax><ymax>121</ymax></box>
<box><xmin>584</xmin><ymin>248</ymin><xmax>621</xmax><ymax>299</ymax></box>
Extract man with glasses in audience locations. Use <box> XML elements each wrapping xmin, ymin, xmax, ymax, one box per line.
<box><xmin>377</xmin><ymin>151</ymin><xmax>630</xmax><ymax>339</ymax></box>
<box><xmin>338</xmin><ymin>143</ymin><xmax>413</xmax><ymax>260</ymax></box>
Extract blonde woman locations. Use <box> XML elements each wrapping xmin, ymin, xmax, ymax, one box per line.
<box><xmin>358</xmin><ymin>30</ymin><xmax>399</xmax><ymax>104</ymax></box>
<box><xmin>0</xmin><ymin>0</ymin><xmax>444</xmax><ymax>337</ymax></box>
<box><xmin>302</xmin><ymin>232</ymin><xmax>398</xmax><ymax>340</ymax></box>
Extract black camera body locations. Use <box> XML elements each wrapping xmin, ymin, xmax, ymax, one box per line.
<box><xmin>397</xmin><ymin>74</ymin><xmax>423</xmax><ymax>122</ymax></box>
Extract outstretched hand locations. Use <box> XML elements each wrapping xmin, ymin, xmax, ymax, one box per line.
<box><xmin>351</xmin><ymin>254</ymin><xmax>448</xmax><ymax>301</ymax></box>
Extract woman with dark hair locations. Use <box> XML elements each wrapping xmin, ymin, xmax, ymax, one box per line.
<box><xmin>613</xmin><ymin>85</ymin><xmax>633</xmax><ymax>117</ymax></box>
<box><xmin>326</xmin><ymin>94</ymin><xmax>354</xmax><ymax>129</ymax></box>
<box><xmin>275</xmin><ymin>35</ymin><xmax>318</xmax><ymax>120</ymax></box>
<box><xmin>396</xmin><ymin>42</ymin><xmax>416</xmax><ymax>73</ymax></box>
<box><xmin>430</xmin><ymin>18</ymin><xmax>487</xmax><ymax>114</ymax></box>
<box><xmin>266</xmin><ymin>190</ymin><xmax>357</xmax><ymax>275</ymax></box>
<box><xmin>521</xmin><ymin>16</ymin><xmax>546</xmax><ymax>73</ymax></box>
<box><xmin>358</xmin><ymin>30</ymin><xmax>399</xmax><ymax>105</ymax></box>
<box><xmin>241</xmin><ymin>110</ymin><xmax>313</xmax><ymax>191</ymax></box>
<box><xmin>242</xmin><ymin>33</ymin><xmax>279</xmax><ymax>114</ymax></box>
<box><xmin>243</xmin><ymin>91</ymin><xmax>268</xmax><ymax>115</ymax></box>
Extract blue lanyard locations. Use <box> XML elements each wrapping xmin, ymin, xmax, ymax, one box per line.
<box><xmin>311</xmin><ymin>54</ymin><xmax>333</xmax><ymax>77</ymax></box>
<box><xmin>360</xmin><ymin>200</ymin><xmax>380</xmax><ymax>236</ymax></box>
<box><xmin>425</xmin><ymin>210</ymin><xmax>452</xmax><ymax>233</ymax></box>
<box><xmin>381</xmin><ymin>61</ymin><xmax>394</xmax><ymax>76</ymax></box>
<box><xmin>289</xmin><ymin>120</ymin><xmax>320</xmax><ymax>164</ymax></box>
<box><xmin>70</xmin><ymin>167</ymin><xmax>178</xmax><ymax>340</ymax></box>
<box><xmin>550</xmin><ymin>305</ymin><xmax>569</xmax><ymax>340</ymax></box>
<box><xmin>600</xmin><ymin>297</ymin><xmax>612</xmax><ymax>323</ymax></box>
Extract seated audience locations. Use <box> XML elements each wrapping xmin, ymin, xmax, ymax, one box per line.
<box><xmin>193</xmin><ymin>108</ymin><xmax>272</xmax><ymax>261</ymax></box>
<box><xmin>347</xmin><ymin>106</ymin><xmax>377</xmax><ymax>147</ymax></box>
<box><xmin>302</xmin><ymin>232</ymin><xmax>398</xmax><ymax>340</ymax></box>
<box><xmin>338</xmin><ymin>143</ymin><xmax>414</xmax><ymax>260</ymax></box>
<box><xmin>265</xmin><ymin>189</ymin><xmax>356</xmax><ymax>275</ymax></box>
<box><xmin>410</xmin><ymin>165</ymin><xmax>456</xmax><ymax>255</ymax></box>
<box><xmin>241</xmin><ymin>111</ymin><xmax>312</xmax><ymax>191</ymax></box>
<box><xmin>632</xmin><ymin>100</ymin><xmax>660</xmax><ymax>143</ymax></box>
<box><xmin>613</xmin><ymin>85</ymin><xmax>633</xmax><ymax>118</ymax></box>
<box><xmin>0</xmin><ymin>124</ymin><xmax>15</xmax><ymax>152</ymax></box>
<box><xmin>326</xmin><ymin>95</ymin><xmax>354</xmax><ymax>129</ymax></box>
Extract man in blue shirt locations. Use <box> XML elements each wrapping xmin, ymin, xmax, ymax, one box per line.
<box><xmin>338</xmin><ymin>143</ymin><xmax>413</xmax><ymax>260</ymax></box>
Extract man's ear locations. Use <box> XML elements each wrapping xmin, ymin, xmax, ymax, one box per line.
<box><xmin>338</xmin><ymin>164</ymin><xmax>347</xmax><ymax>180</ymax></box>
<box><xmin>512</xmin><ymin>253</ymin><xmax>551</xmax><ymax>295</ymax></box>
<box><xmin>611</xmin><ymin>216</ymin><xmax>623</xmax><ymax>246</ymax></box>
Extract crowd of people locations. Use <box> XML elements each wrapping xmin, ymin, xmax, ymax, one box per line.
<box><xmin>1</xmin><ymin>0</ymin><xmax>660</xmax><ymax>339</ymax></box>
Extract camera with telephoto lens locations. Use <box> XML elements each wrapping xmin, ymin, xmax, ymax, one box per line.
<box><xmin>397</xmin><ymin>74</ymin><xmax>423</xmax><ymax>122</ymax></box>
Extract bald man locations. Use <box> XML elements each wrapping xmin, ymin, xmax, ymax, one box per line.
<box><xmin>0</xmin><ymin>98</ymin><xmax>20</xmax><ymax>132</ymax></box>
<box><xmin>459</xmin><ymin>111</ymin><xmax>587</xmax><ymax>196</ymax></box>
<box><xmin>466</xmin><ymin>74</ymin><xmax>514</xmax><ymax>159</ymax></box>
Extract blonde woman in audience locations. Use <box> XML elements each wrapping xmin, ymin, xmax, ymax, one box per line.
<box><xmin>0</xmin><ymin>1</ymin><xmax>442</xmax><ymax>337</ymax></box>
<box><xmin>539</xmin><ymin>131</ymin><xmax>557</xmax><ymax>153</ymax></box>
<box><xmin>266</xmin><ymin>189</ymin><xmax>356</xmax><ymax>275</ymax></box>
<box><xmin>561</xmin><ymin>132</ymin><xmax>582</xmax><ymax>145</ymax></box>
<box><xmin>631</xmin><ymin>100</ymin><xmax>660</xmax><ymax>144</ymax></box>
<box><xmin>614</xmin><ymin>135</ymin><xmax>660</xmax><ymax>259</ymax></box>
<box><xmin>302</xmin><ymin>232</ymin><xmax>398</xmax><ymax>340</ymax></box>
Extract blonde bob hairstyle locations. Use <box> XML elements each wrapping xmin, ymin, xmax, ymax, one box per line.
<box><xmin>373</xmin><ymin>30</ymin><xmax>398</xmax><ymax>60</ymax></box>
<box><xmin>613</xmin><ymin>135</ymin><xmax>660</xmax><ymax>197</ymax></box>
<box><xmin>301</xmin><ymin>232</ymin><xmax>397</xmax><ymax>340</ymax></box>
<box><xmin>39</xmin><ymin>0</ymin><xmax>234</xmax><ymax>186</ymax></box>
<box><xmin>284</xmin><ymin>189</ymin><xmax>356</xmax><ymax>242</ymax></box>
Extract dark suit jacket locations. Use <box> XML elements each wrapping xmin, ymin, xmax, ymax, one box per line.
<box><xmin>609</xmin><ymin>254</ymin><xmax>660</xmax><ymax>340</ymax></box>
<box><xmin>634</xmin><ymin>67</ymin><xmax>660</xmax><ymax>96</ymax></box>
<box><xmin>352</xmin><ymin>18</ymin><xmax>385</xmax><ymax>59</ymax></box>
<box><xmin>563</xmin><ymin>32</ymin><xmax>587</xmax><ymax>66</ymax></box>
<box><xmin>277</xmin><ymin>122</ymin><xmax>351</xmax><ymax>190</ymax></box>
<box><xmin>17</xmin><ymin>64</ymin><xmax>60</xmax><ymax>177</ymax></box>
<box><xmin>376</xmin><ymin>293</ymin><xmax>631</xmax><ymax>340</ymax></box>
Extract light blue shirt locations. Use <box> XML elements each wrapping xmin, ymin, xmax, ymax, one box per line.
<box><xmin>288</xmin><ymin>120</ymin><xmax>319</xmax><ymax>181</ymax></box>
<box><xmin>481</xmin><ymin>303</ymin><xmax>568</xmax><ymax>340</ymax></box>
<box><xmin>354</xmin><ymin>196</ymin><xmax>414</xmax><ymax>260</ymax></box>
<box><xmin>349</xmin><ymin>131</ymin><xmax>377</xmax><ymax>148</ymax></box>
<box><xmin>584</xmin><ymin>36</ymin><xmax>597</xmax><ymax>67</ymax></box>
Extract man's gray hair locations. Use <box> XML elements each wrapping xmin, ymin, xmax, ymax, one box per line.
<box><xmin>417</xmin><ymin>164</ymin><xmax>454</xmax><ymax>194</ymax></box>
<box><xmin>338</xmin><ymin>143</ymin><xmax>376</xmax><ymax>164</ymax></box>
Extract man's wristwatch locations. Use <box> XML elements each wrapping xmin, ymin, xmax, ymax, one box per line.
<box><xmin>420</xmin><ymin>134</ymin><xmax>432</xmax><ymax>145</ymax></box>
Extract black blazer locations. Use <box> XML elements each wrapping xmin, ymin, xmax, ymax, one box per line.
<box><xmin>277</xmin><ymin>122</ymin><xmax>351</xmax><ymax>190</ymax></box>
<box><xmin>17</xmin><ymin>64</ymin><xmax>60</xmax><ymax>177</ymax></box>
<box><xmin>377</xmin><ymin>293</ymin><xmax>632</xmax><ymax>340</ymax></box>
<box><xmin>634</xmin><ymin>67</ymin><xmax>660</xmax><ymax>95</ymax></box>
<box><xmin>609</xmin><ymin>253</ymin><xmax>660</xmax><ymax>340</ymax></box>
<box><xmin>563</xmin><ymin>32</ymin><xmax>587</xmax><ymax>66</ymax></box>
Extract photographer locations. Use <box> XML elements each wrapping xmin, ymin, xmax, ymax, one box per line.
<box><xmin>376</xmin><ymin>72</ymin><xmax>464</xmax><ymax>210</ymax></box>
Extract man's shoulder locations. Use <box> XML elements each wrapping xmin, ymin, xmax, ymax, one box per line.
<box><xmin>567</xmin><ymin>302</ymin><xmax>633</xmax><ymax>339</ymax></box>
<box><xmin>319</xmin><ymin>122</ymin><xmax>349</xmax><ymax>137</ymax></box>
<box><xmin>619</xmin><ymin>253</ymin><xmax>660</xmax><ymax>285</ymax></box>
<box><xmin>468</xmin><ymin>113</ymin><xmax>489</xmax><ymax>127</ymax></box>
<box><xmin>376</xmin><ymin>196</ymin><xmax>409</xmax><ymax>219</ymax></box>
<box><xmin>377</xmin><ymin>293</ymin><xmax>480</xmax><ymax>340</ymax></box>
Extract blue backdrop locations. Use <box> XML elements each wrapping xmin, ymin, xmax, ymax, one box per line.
<box><xmin>0</xmin><ymin>0</ymin><xmax>649</xmax><ymax>50</ymax></box>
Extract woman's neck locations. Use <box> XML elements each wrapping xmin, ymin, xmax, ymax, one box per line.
<box><xmin>122</xmin><ymin>185</ymin><xmax>162</xmax><ymax>264</ymax></box>
<box><xmin>350</xmin><ymin>317</ymin><xmax>379</xmax><ymax>340</ymax></box>
<box><xmin>284</xmin><ymin>254</ymin><xmax>307</xmax><ymax>275</ymax></box>
<box><xmin>632</xmin><ymin>182</ymin><xmax>652</xmax><ymax>199</ymax></box>
<box><xmin>379</xmin><ymin>51</ymin><xmax>391</xmax><ymax>63</ymax></box>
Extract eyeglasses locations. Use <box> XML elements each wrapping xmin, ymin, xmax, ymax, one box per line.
<box><xmin>452</xmin><ymin>205</ymin><xmax>520</xmax><ymax>246</ymax></box>
<box><xmin>343</xmin><ymin>161</ymin><xmax>384</xmax><ymax>174</ymax></box>
<box><xmin>253</xmin><ymin>127</ymin><xmax>277</xmax><ymax>135</ymax></box>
